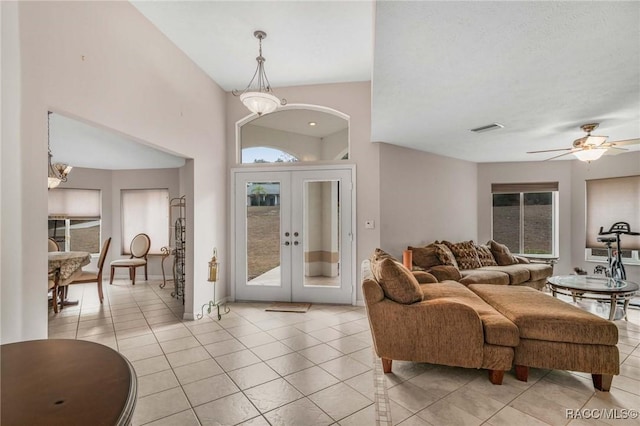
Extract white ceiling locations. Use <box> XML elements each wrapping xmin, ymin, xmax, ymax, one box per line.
<box><xmin>50</xmin><ymin>113</ymin><xmax>186</xmax><ymax>170</ymax></box>
<box><xmin>129</xmin><ymin>0</ymin><xmax>639</xmax><ymax>163</ymax></box>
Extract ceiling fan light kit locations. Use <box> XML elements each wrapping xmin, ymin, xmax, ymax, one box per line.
<box><xmin>232</xmin><ymin>30</ymin><xmax>286</xmax><ymax>116</ymax></box>
<box><xmin>527</xmin><ymin>122</ymin><xmax>638</xmax><ymax>162</ymax></box>
<box><xmin>573</xmin><ymin>147</ymin><xmax>607</xmax><ymax>162</ymax></box>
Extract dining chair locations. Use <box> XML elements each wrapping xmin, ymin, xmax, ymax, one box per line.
<box><xmin>62</xmin><ymin>237</ymin><xmax>112</xmax><ymax>303</ymax></box>
<box><xmin>110</xmin><ymin>233</ymin><xmax>151</xmax><ymax>285</ymax></box>
<box><xmin>48</xmin><ymin>238</ymin><xmax>60</xmax><ymax>252</ymax></box>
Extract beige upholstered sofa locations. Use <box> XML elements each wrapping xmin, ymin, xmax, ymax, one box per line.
<box><xmin>363</xmin><ymin>250</ymin><xmax>619</xmax><ymax>391</ymax></box>
<box><xmin>409</xmin><ymin>240</ymin><xmax>553</xmax><ymax>290</ymax></box>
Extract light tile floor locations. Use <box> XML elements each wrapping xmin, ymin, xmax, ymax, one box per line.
<box><xmin>48</xmin><ymin>280</ymin><xmax>640</xmax><ymax>425</ymax></box>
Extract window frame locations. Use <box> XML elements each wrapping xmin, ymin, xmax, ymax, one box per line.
<box><xmin>490</xmin><ymin>186</ymin><xmax>559</xmax><ymax>258</ymax></box>
<box><xmin>48</xmin><ymin>188</ymin><xmax>102</xmax><ymax>254</ymax></box>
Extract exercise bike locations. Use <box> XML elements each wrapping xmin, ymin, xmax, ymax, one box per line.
<box><xmin>594</xmin><ymin>222</ymin><xmax>639</xmax><ymax>281</ymax></box>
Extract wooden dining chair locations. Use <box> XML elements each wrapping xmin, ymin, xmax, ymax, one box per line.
<box><xmin>62</xmin><ymin>237</ymin><xmax>112</xmax><ymax>303</ymax></box>
<box><xmin>48</xmin><ymin>238</ymin><xmax>60</xmax><ymax>252</ymax></box>
<box><xmin>110</xmin><ymin>233</ymin><xmax>150</xmax><ymax>285</ymax></box>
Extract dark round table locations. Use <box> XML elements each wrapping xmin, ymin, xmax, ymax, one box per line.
<box><xmin>1</xmin><ymin>339</ymin><xmax>137</xmax><ymax>425</ymax></box>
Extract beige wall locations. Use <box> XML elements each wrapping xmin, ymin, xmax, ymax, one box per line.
<box><xmin>478</xmin><ymin>152</ymin><xmax>640</xmax><ymax>282</ymax></box>
<box><xmin>378</xmin><ymin>143</ymin><xmax>479</xmax><ymax>258</ymax></box>
<box><xmin>2</xmin><ymin>1</ymin><xmax>226</xmax><ymax>342</ymax></box>
<box><xmin>227</xmin><ymin>82</ymin><xmax>379</xmax><ymax>303</ymax></box>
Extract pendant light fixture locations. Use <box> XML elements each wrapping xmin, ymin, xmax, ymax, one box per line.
<box><xmin>232</xmin><ymin>30</ymin><xmax>286</xmax><ymax>116</ymax></box>
<box><xmin>47</xmin><ymin>111</ymin><xmax>72</xmax><ymax>189</ymax></box>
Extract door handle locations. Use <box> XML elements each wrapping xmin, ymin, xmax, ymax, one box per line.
<box><xmin>284</xmin><ymin>241</ymin><xmax>290</xmax><ymax>246</ymax></box>
<box><xmin>293</xmin><ymin>241</ymin><xmax>299</xmax><ymax>246</ymax></box>
<box><xmin>285</xmin><ymin>232</ymin><xmax>290</xmax><ymax>237</ymax></box>
<box><xmin>293</xmin><ymin>232</ymin><xmax>299</xmax><ymax>237</ymax></box>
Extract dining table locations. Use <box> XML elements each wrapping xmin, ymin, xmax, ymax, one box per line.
<box><xmin>48</xmin><ymin>251</ymin><xmax>91</xmax><ymax>312</ymax></box>
<box><xmin>1</xmin><ymin>339</ymin><xmax>137</xmax><ymax>425</ymax></box>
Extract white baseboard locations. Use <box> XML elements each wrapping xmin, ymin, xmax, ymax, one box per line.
<box><xmin>182</xmin><ymin>312</ymin><xmax>195</xmax><ymax>321</ymax></box>
<box><xmin>355</xmin><ymin>299</ymin><xmax>365</xmax><ymax>307</ymax></box>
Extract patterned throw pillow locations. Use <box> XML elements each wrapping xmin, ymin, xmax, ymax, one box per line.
<box><xmin>408</xmin><ymin>244</ymin><xmax>441</xmax><ymax>270</ymax></box>
<box><xmin>371</xmin><ymin>247</ymin><xmax>398</xmax><ymax>262</ymax></box>
<box><xmin>370</xmin><ymin>255</ymin><xmax>423</xmax><ymax>304</ymax></box>
<box><xmin>476</xmin><ymin>244</ymin><xmax>498</xmax><ymax>267</ymax></box>
<box><xmin>487</xmin><ymin>240</ymin><xmax>518</xmax><ymax>266</ymax></box>
<box><xmin>443</xmin><ymin>240</ymin><xmax>482</xmax><ymax>270</ymax></box>
<box><xmin>434</xmin><ymin>244</ymin><xmax>459</xmax><ymax>269</ymax></box>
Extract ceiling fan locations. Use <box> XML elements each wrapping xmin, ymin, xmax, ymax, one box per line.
<box><xmin>527</xmin><ymin>123</ymin><xmax>640</xmax><ymax>162</ymax></box>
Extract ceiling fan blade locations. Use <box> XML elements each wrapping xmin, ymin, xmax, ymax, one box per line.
<box><xmin>609</xmin><ymin>138</ymin><xmax>640</xmax><ymax>147</ymax></box>
<box><xmin>545</xmin><ymin>150</ymin><xmax>578</xmax><ymax>161</ymax></box>
<box><xmin>604</xmin><ymin>146</ymin><xmax>629</xmax><ymax>156</ymax></box>
<box><xmin>527</xmin><ymin>147</ymin><xmax>573</xmax><ymax>154</ymax></box>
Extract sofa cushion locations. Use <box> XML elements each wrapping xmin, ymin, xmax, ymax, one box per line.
<box><xmin>468</xmin><ymin>284</ymin><xmax>618</xmax><ymax>346</ymax></box>
<box><xmin>443</xmin><ymin>241</ymin><xmax>482</xmax><ymax>270</ymax></box>
<box><xmin>459</xmin><ymin>269</ymin><xmax>510</xmax><ymax>286</ymax></box>
<box><xmin>427</xmin><ymin>265</ymin><xmax>462</xmax><ymax>282</ymax></box>
<box><xmin>480</xmin><ymin>265</ymin><xmax>531</xmax><ymax>285</ymax></box>
<box><xmin>409</xmin><ymin>244</ymin><xmax>441</xmax><ymax>270</ymax></box>
<box><xmin>476</xmin><ymin>244</ymin><xmax>498</xmax><ymax>267</ymax></box>
<box><xmin>372</xmin><ymin>247</ymin><xmax>397</xmax><ymax>261</ymax></box>
<box><xmin>422</xmin><ymin>281</ymin><xmax>519</xmax><ymax>347</ymax></box>
<box><xmin>488</xmin><ymin>240</ymin><xmax>519</xmax><ymax>266</ymax></box>
<box><xmin>370</xmin><ymin>256</ymin><xmax>423</xmax><ymax>304</ymax></box>
<box><xmin>434</xmin><ymin>244</ymin><xmax>459</xmax><ymax>269</ymax></box>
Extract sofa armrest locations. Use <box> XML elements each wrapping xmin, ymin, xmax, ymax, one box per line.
<box><xmin>427</xmin><ymin>265</ymin><xmax>462</xmax><ymax>281</ymax></box>
<box><xmin>363</xmin><ymin>280</ymin><xmax>485</xmax><ymax>368</ymax></box>
<box><xmin>412</xmin><ymin>271</ymin><xmax>438</xmax><ymax>284</ymax></box>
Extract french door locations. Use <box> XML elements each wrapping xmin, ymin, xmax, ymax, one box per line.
<box><xmin>234</xmin><ymin>168</ymin><xmax>354</xmax><ymax>304</ymax></box>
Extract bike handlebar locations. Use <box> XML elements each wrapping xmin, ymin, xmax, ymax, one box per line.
<box><xmin>598</xmin><ymin>221</ymin><xmax>640</xmax><ymax>236</ymax></box>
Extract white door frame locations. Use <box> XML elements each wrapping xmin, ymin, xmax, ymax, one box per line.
<box><xmin>230</xmin><ymin>164</ymin><xmax>356</xmax><ymax>305</ymax></box>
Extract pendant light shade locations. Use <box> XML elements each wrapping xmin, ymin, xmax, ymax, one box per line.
<box><xmin>232</xmin><ymin>30</ymin><xmax>286</xmax><ymax>116</ymax></box>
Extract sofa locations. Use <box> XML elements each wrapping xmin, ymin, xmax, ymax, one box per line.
<box><xmin>408</xmin><ymin>240</ymin><xmax>554</xmax><ymax>290</ymax></box>
<box><xmin>363</xmin><ymin>250</ymin><xmax>619</xmax><ymax>391</ymax></box>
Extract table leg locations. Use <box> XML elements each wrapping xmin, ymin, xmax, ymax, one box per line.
<box><xmin>609</xmin><ymin>295</ymin><xmax>618</xmax><ymax>321</ymax></box>
<box><xmin>623</xmin><ymin>298</ymin><xmax>630</xmax><ymax>321</ymax></box>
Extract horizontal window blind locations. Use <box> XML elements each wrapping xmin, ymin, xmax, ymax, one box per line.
<box><xmin>586</xmin><ymin>175</ymin><xmax>640</xmax><ymax>250</ymax></box>
<box><xmin>121</xmin><ymin>189</ymin><xmax>169</xmax><ymax>255</ymax></box>
<box><xmin>48</xmin><ymin>189</ymin><xmax>101</xmax><ymax>218</ymax></box>
<box><xmin>491</xmin><ymin>182</ymin><xmax>558</xmax><ymax>193</ymax></box>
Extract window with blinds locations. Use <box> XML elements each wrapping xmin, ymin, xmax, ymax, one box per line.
<box><xmin>121</xmin><ymin>189</ymin><xmax>169</xmax><ymax>255</ymax></box>
<box><xmin>48</xmin><ymin>188</ymin><xmax>102</xmax><ymax>253</ymax></box>
<box><xmin>491</xmin><ymin>182</ymin><xmax>559</xmax><ymax>257</ymax></box>
<box><xmin>585</xmin><ymin>175</ymin><xmax>640</xmax><ymax>264</ymax></box>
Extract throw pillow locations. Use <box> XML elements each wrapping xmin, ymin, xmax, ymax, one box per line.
<box><xmin>434</xmin><ymin>244</ymin><xmax>459</xmax><ymax>269</ymax></box>
<box><xmin>443</xmin><ymin>240</ymin><xmax>482</xmax><ymax>270</ymax></box>
<box><xmin>475</xmin><ymin>244</ymin><xmax>498</xmax><ymax>267</ymax></box>
<box><xmin>408</xmin><ymin>244</ymin><xmax>441</xmax><ymax>270</ymax></box>
<box><xmin>487</xmin><ymin>240</ymin><xmax>519</xmax><ymax>266</ymax></box>
<box><xmin>370</xmin><ymin>256</ymin><xmax>423</xmax><ymax>304</ymax></box>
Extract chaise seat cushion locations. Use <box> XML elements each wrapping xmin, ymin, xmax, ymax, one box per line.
<box><xmin>459</xmin><ymin>269</ymin><xmax>510</xmax><ymax>285</ymax></box>
<box><xmin>478</xmin><ymin>265</ymin><xmax>531</xmax><ymax>285</ymax></box>
<box><xmin>422</xmin><ymin>281</ymin><xmax>519</xmax><ymax>347</ymax></box>
<box><xmin>468</xmin><ymin>284</ymin><xmax>618</xmax><ymax>346</ymax></box>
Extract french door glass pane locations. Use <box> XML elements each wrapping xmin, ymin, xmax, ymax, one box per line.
<box><xmin>492</xmin><ymin>193</ymin><xmax>521</xmax><ymax>250</ymax></box>
<box><xmin>523</xmin><ymin>192</ymin><xmax>553</xmax><ymax>254</ymax></box>
<box><xmin>303</xmin><ymin>180</ymin><xmax>340</xmax><ymax>287</ymax></box>
<box><xmin>246</xmin><ymin>181</ymin><xmax>281</xmax><ymax>286</ymax></box>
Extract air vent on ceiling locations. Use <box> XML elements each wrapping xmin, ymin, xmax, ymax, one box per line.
<box><xmin>470</xmin><ymin>123</ymin><xmax>504</xmax><ymax>133</ymax></box>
